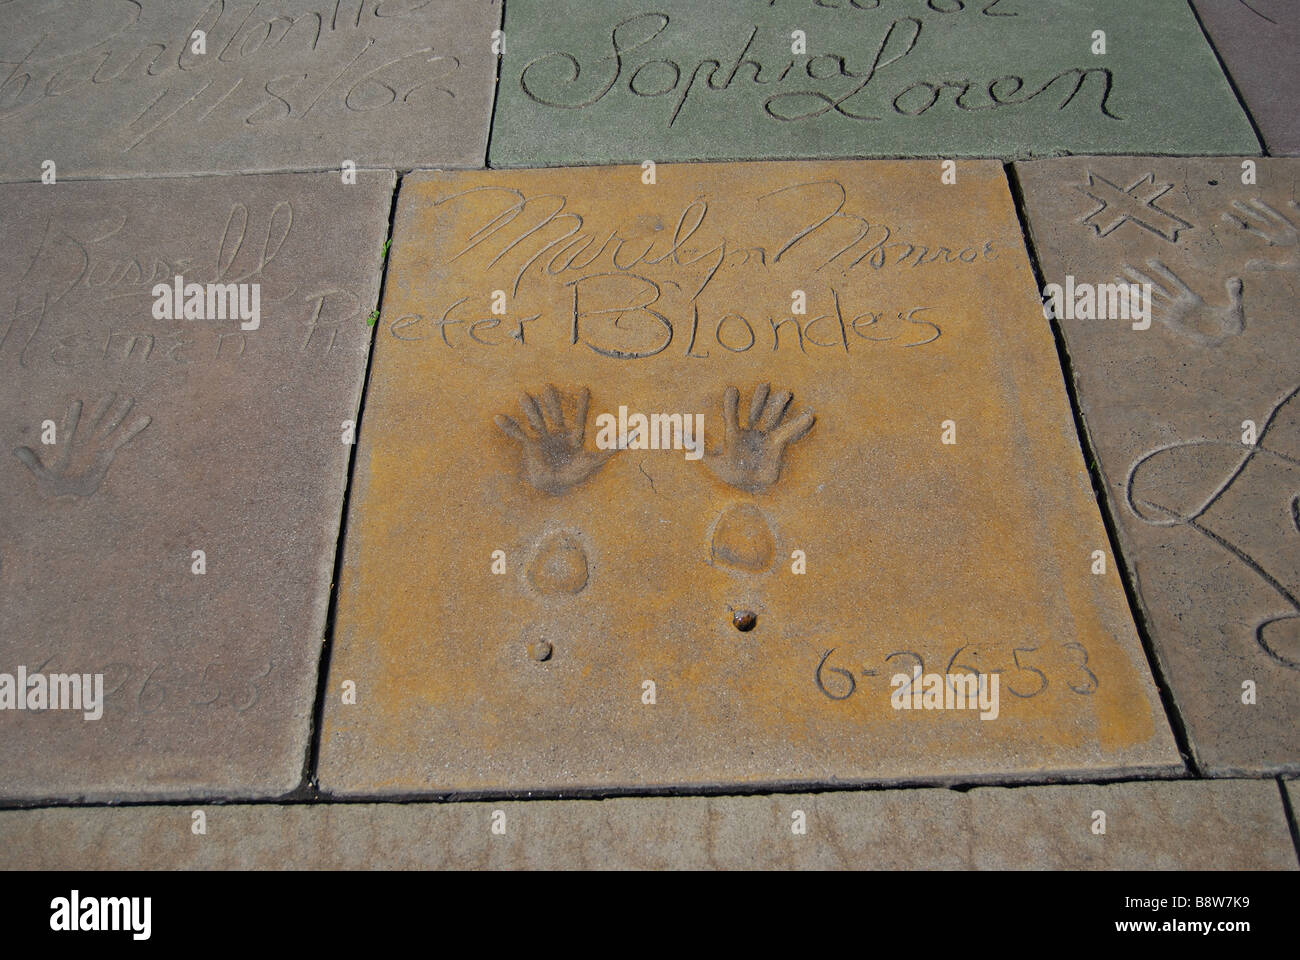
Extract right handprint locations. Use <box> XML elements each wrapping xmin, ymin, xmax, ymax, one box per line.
<box><xmin>1221</xmin><ymin>198</ymin><xmax>1300</xmax><ymax>272</ymax></box>
<box><xmin>704</xmin><ymin>383</ymin><xmax>815</xmax><ymax>493</ymax></box>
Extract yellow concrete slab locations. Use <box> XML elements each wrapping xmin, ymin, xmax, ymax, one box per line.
<box><xmin>320</xmin><ymin>161</ymin><xmax>1179</xmax><ymax>794</ymax></box>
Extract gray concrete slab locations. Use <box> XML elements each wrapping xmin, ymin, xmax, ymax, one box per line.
<box><xmin>1016</xmin><ymin>156</ymin><xmax>1300</xmax><ymax>775</ymax></box>
<box><xmin>0</xmin><ymin>0</ymin><xmax>500</xmax><ymax>179</ymax></box>
<box><xmin>0</xmin><ymin>780</ymin><xmax>1291</xmax><ymax>869</ymax></box>
<box><xmin>0</xmin><ymin>170</ymin><xmax>394</xmax><ymax>800</ymax></box>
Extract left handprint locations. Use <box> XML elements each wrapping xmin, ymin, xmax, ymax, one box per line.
<box><xmin>494</xmin><ymin>385</ymin><xmax>618</xmax><ymax>495</ymax></box>
<box><xmin>14</xmin><ymin>394</ymin><xmax>151</xmax><ymax>497</ymax></box>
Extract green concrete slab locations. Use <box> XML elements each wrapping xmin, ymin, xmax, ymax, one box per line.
<box><xmin>489</xmin><ymin>0</ymin><xmax>1258</xmax><ymax>166</ymax></box>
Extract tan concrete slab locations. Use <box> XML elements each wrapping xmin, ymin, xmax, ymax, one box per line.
<box><xmin>0</xmin><ymin>780</ymin><xmax>1291</xmax><ymax>869</ymax></box>
<box><xmin>1015</xmin><ymin>157</ymin><xmax>1300</xmax><ymax>776</ymax></box>
<box><xmin>321</xmin><ymin>160</ymin><xmax>1178</xmax><ymax>795</ymax></box>
<box><xmin>0</xmin><ymin>171</ymin><xmax>394</xmax><ymax>800</ymax></box>
<box><xmin>0</xmin><ymin>0</ymin><xmax>500</xmax><ymax>179</ymax></box>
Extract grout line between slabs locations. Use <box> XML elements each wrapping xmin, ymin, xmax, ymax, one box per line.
<box><xmin>0</xmin><ymin>156</ymin><xmax>1274</xmax><ymax>190</ymax></box>
<box><xmin>1002</xmin><ymin>161</ymin><xmax>1202</xmax><ymax>776</ymax></box>
<box><xmin>1185</xmin><ymin>0</ymin><xmax>1271</xmax><ymax>159</ymax></box>
<box><xmin>291</xmin><ymin>174</ymin><xmax>405</xmax><ymax>802</ymax></box>
<box><xmin>0</xmin><ymin>768</ymin><xmax>1248</xmax><ymax>813</ymax></box>
<box><xmin>484</xmin><ymin>0</ymin><xmax>506</xmax><ymax>170</ymax></box>
<box><xmin>1278</xmin><ymin>779</ymin><xmax>1300</xmax><ymax>866</ymax></box>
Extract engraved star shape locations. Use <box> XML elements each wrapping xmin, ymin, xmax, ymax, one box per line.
<box><xmin>1078</xmin><ymin>172</ymin><xmax>1194</xmax><ymax>243</ymax></box>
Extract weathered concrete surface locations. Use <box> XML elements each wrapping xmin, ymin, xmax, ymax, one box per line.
<box><xmin>0</xmin><ymin>780</ymin><xmax>1291</xmax><ymax>869</ymax></box>
<box><xmin>320</xmin><ymin>160</ymin><xmax>1178</xmax><ymax>796</ymax></box>
<box><xmin>1192</xmin><ymin>0</ymin><xmax>1300</xmax><ymax>156</ymax></box>
<box><xmin>0</xmin><ymin>0</ymin><xmax>500</xmax><ymax>180</ymax></box>
<box><xmin>488</xmin><ymin>0</ymin><xmax>1258</xmax><ymax>166</ymax></box>
<box><xmin>1015</xmin><ymin>157</ymin><xmax>1300</xmax><ymax>775</ymax></box>
<box><xmin>0</xmin><ymin>171</ymin><xmax>394</xmax><ymax>800</ymax></box>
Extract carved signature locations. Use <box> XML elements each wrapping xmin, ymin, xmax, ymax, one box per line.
<box><xmin>1127</xmin><ymin>385</ymin><xmax>1300</xmax><ymax>669</ymax></box>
